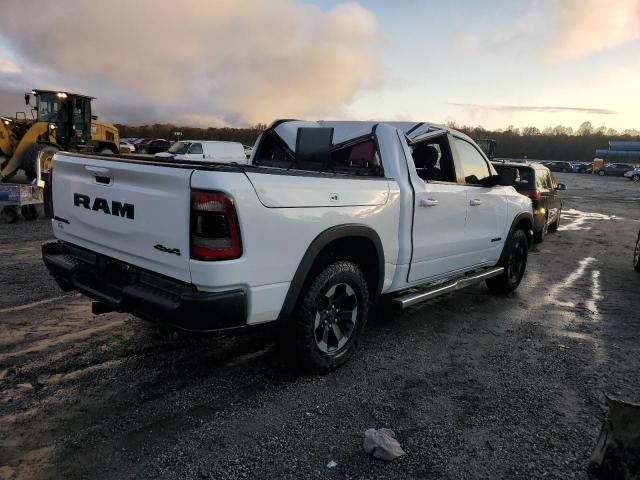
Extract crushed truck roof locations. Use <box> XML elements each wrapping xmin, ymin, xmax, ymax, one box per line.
<box><xmin>269</xmin><ymin>120</ymin><xmax>473</xmax><ymax>151</ymax></box>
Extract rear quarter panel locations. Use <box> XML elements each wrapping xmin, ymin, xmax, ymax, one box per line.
<box><xmin>189</xmin><ymin>170</ymin><xmax>401</xmax><ymax>324</ymax></box>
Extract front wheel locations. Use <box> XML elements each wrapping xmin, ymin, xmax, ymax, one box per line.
<box><xmin>634</xmin><ymin>232</ymin><xmax>640</xmax><ymax>272</ymax></box>
<box><xmin>632</xmin><ymin>174</ymin><xmax>640</xmax><ymax>183</ymax></box>
<box><xmin>598</xmin><ymin>170</ymin><xmax>606</xmax><ymax>176</ymax></box>
<box><xmin>23</xmin><ymin>144</ymin><xmax>59</xmax><ymax>181</ymax></box>
<box><xmin>486</xmin><ymin>229</ymin><xmax>528</xmax><ymax>294</ymax></box>
<box><xmin>290</xmin><ymin>261</ymin><xmax>369</xmax><ymax>373</ymax></box>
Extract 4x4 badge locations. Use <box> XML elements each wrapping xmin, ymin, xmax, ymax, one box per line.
<box><xmin>154</xmin><ymin>244</ymin><xmax>181</xmax><ymax>256</ymax></box>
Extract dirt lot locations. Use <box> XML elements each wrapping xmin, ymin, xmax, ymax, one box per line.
<box><xmin>1</xmin><ymin>173</ymin><xmax>639</xmax><ymax>479</ymax></box>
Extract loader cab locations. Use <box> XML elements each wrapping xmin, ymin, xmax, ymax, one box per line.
<box><xmin>31</xmin><ymin>90</ymin><xmax>92</xmax><ymax>148</ymax></box>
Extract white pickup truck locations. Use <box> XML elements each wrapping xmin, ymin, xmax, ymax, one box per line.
<box><xmin>42</xmin><ymin>120</ymin><xmax>533</xmax><ymax>372</ymax></box>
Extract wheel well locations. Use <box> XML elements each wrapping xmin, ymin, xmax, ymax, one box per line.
<box><xmin>306</xmin><ymin>237</ymin><xmax>380</xmax><ymax>298</ymax></box>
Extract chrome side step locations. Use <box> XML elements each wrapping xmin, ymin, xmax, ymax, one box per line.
<box><xmin>393</xmin><ymin>267</ymin><xmax>504</xmax><ymax>309</ymax></box>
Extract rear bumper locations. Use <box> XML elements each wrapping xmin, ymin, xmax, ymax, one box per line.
<box><xmin>41</xmin><ymin>241</ymin><xmax>247</xmax><ymax>332</ymax></box>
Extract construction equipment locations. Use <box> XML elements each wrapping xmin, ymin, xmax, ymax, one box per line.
<box><xmin>476</xmin><ymin>138</ymin><xmax>497</xmax><ymax>159</ymax></box>
<box><xmin>0</xmin><ymin>89</ymin><xmax>120</xmax><ymax>181</ymax></box>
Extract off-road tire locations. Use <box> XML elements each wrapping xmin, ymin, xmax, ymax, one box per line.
<box><xmin>486</xmin><ymin>229</ymin><xmax>528</xmax><ymax>294</ymax></box>
<box><xmin>634</xmin><ymin>232</ymin><xmax>640</xmax><ymax>272</ymax></box>
<box><xmin>290</xmin><ymin>261</ymin><xmax>369</xmax><ymax>374</ymax></box>
<box><xmin>22</xmin><ymin>144</ymin><xmax>59</xmax><ymax>181</ymax></box>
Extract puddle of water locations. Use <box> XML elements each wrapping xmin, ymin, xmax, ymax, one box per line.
<box><xmin>546</xmin><ymin>256</ymin><xmax>605</xmax><ymax>364</ymax></box>
<box><xmin>559</xmin><ymin>209</ymin><xmax>619</xmax><ymax>232</ymax></box>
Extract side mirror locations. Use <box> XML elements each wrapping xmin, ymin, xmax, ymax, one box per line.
<box><xmin>498</xmin><ymin>167</ymin><xmax>520</xmax><ymax>186</ymax></box>
<box><xmin>556</xmin><ymin>183</ymin><xmax>567</xmax><ymax>191</ymax></box>
<box><xmin>24</xmin><ymin>94</ymin><xmax>30</xmax><ymax>106</ymax></box>
<box><xmin>295</xmin><ymin>127</ymin><xmax>333</xmax><ymax>170</ymax></box>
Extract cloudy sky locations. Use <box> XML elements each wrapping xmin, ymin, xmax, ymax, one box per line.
<box><xmin>1</xmin><ymin>0</ymin><xmax>639</xmax><ymax>130</ymax></box>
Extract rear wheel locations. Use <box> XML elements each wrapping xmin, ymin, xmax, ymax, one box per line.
<box><xmin>1</xmin><ymin>206</ymin><xmax>18</xmax><ymax>223</ymax></box>
<box><xmin>634</xmin><ymin>232</ymin><xmax>640</xmax><ymax>272</ymax></box>
<box><xmin>632</xmin><ymin>174</ymin><xmax>640</xmax><ymax>183</ymax></box>
<box><xmin>98</xmin><ymin>148</ymin><xmax>115</xmax><ymax>155</ymax></box>
<box><xmin>22</xmin><ymin>144</ymin><xmax>59</xmax><ymax>181</ymax></box>
<box><xmin>598</xmin><ymin>170</ymin><xmax>606</xmax><ymax>176</ymax></box>
<box><xmin>21</xmin><ymin>204</ymin><xmax>38</xmax><ymax>220</ymax></box>
<box><xmin>486</xmin><ymin>229</ymin><xmax>528</xmax><ymax>294</ymax></box>
<box><xmin>289</xmin><ymin>261</ymin><xmax>369</xmax><ymax>373</ymax></box>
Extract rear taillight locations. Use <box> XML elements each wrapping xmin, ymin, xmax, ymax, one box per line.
<box><xmin>517</xmin><ymin>189</ymin><xmax>541</xmax><ymax>201</ymax></box>
<box><xmin>190</xmin><ymin>190</ymin><xmax>242</xmax><ymax>261</ymax></box>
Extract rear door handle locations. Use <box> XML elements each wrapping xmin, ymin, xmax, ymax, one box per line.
<box><xmin>469</xmin><ymin>199</ymin><xmax>483</xmax><ymax>206</ymax></box>
<box><xmin>420</xmin><ymin>198</ymin><xmax>439</xmax><ymax>207</ymax></box>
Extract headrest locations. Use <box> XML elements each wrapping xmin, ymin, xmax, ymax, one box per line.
<box><xmin>413</xmin><ymin>145</ymin><xmax>439</xmax><ymax>168</ymax></box>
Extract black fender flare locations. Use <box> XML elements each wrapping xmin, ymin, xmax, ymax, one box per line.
<box><xmin>501</xmin><ymin>212</ymin><xmax>534</xmax><ymax>263</ymax></box>
<box><xmin>277</xmin><ymin>224</ymin><xmax>385</xmax><ymax>322</ymax></box>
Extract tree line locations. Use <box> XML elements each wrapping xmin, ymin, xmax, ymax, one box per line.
<box><xmin>453</xmin><ymin>121</ymin><xmax>640</xmax><ymax>161</ymax></box>
<box><xmin>115</xmin><ymin>121</ymin><xmax>640</xmax><ymax>162</ymax></box>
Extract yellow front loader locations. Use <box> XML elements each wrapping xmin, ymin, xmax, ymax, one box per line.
<box><xmin>0</xmin><ymin>90</ymin><xmax>120</xmax><ymax>181</ymax></box>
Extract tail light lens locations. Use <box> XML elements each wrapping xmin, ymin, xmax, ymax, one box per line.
<box><xmin>190</xmin><ymin>190</ymin><xmax>242</xmax><ymax>261</ymax></box>
<box><xmin>517</xmin><ymin>189</ymin><xmax>541</xmax><ymax>201</ymax></box>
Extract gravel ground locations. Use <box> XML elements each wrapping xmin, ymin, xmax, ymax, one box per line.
<box><xmin>1</xmin><ymin>173</ymin><xmax>639</xmax><ymax>479</ymax></box>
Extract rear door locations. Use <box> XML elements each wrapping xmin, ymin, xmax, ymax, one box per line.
<box><xmin>452</xmin><ymin>137</ymin><xmax>504</xmax><ymax>267</ymax></box>
<box><xmin>51</xmin><ymin>153</ymin><xmax>194</xmax><ymax>282</ymax></box>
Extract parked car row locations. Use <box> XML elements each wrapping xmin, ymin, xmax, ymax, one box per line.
<box><xmin>498</xmin><ymin>159</ymin><xmax>640</xmax><ymax>179</ymax></box>
<box><xmin>593</xmin><ymin>162</ymin><xmax>638</xmax><ymax>177</ymax></box>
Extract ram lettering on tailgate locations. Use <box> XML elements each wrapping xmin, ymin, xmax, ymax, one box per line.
<box><xmin>73</xmin><ymin>193</ymin><xmax>135</xmax><ymax>220</ymax></box>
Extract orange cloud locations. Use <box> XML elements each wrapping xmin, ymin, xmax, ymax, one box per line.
<box><xmin>0</xmin><ymin>0</ymin><xmax>380</xmax><ymax>125</ymax></box>
<box><xmin>543</xmin><ymin>0</ymin><xmax>640</xmax><ymax>62</ymax></box>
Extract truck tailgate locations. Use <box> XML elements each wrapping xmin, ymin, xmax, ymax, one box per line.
<box><xmin>51</xmin><ymin>153</ymin><xmax>193</xmax><ymax>283</ymax></box>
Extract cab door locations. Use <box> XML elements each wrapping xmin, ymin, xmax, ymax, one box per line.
<box><xmin>451</xmin><ymin>137</ymin><xmax>505</xmax><ymax>267</ymax></box>
<box><xmin>407</xmin><ymin>134</ymin><xmax>469</xmax><ymax>282</ymax></box>
<box><xmin>186</xmin><ymin>142</ymin><xmax>204</xmax><ymax>160</ymax></box>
